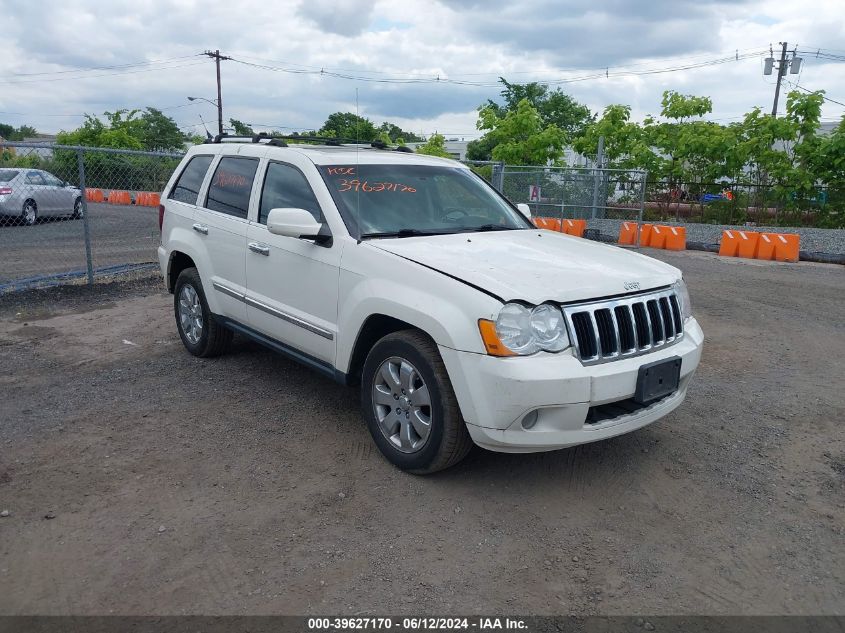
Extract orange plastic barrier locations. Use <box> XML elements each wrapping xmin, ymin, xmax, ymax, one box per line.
<box><xmin>533</xmin><ymin>217</ymin><xmax>586</xmax><ymax>237</ymax></box>
<box><xmin>561</xmin><ymin>218</ymin><xmax>586</xmax><ymax>237</ymax></box>
<box><xmin>108</xmin><ymin>190</ymin><xmax>131</xmax><ymax>205</ymax></box>
<box><xmin>146</xmin><ymin>192</ymin><xmax>160</xmax><ymax>207</ymax></box>
<box><xmin>136</xmin><ymin>192</ymin><xmax>148</xmax><ymax>206</ymax></box>
<box><xmin>756</xmin><ymin>232</ymin><xmax>800</xmax><ymax>262</ymax></box>
<box><xmin>718</xmin><ymin>230</ymin><xmax>760</xmax><ymax>258</ymax></box>
<box><xmin>533</xmin><ymin>217</ymin><xmax>561</xmax><ymax>231</ymax></box>
<box><xmin>618</xmin><ymin>221</ymin><xmax>639</xmax><ymax>245</ymax></box>
<box><xmin>621</xmin><ymin>223</ymin><xmax>687</xmax><ymax>250</ymax></box>
<box><xmin>718</xmin><ymin>230</ymin><xmax>799</xmax><ymax>262</ymax></box>
<box><xmin>655</xmin><ymin>225</ymin><xmax>686</xmax><ymax>251</ymax></box>
<box><xmin>85</xmin><ymin>188</ymin><xmax>104</xmax><ymax>203</ymax></box>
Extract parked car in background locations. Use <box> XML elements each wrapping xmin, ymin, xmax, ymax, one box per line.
<box><xmin>0</xmin><ymin>169</ymin><xmax>83</xmax><ymax>226</ymax></box>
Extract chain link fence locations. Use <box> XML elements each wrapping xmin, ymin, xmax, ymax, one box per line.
<box><xmin>644</xmin><ymin>181</ymin><xmax>845</xmax><ymax>229</ymax></box>
<box><xmin>0</xmin><ymin>147</ymin><xmax>650</xmax><ymax>293</ymax></box>
<box><xmin>464</xmin><ymin>161</ymin><xmax>647</xmax><ymax>243</ymax></box>
<box><xmin>0</xmin><ymin>143</ymin><xmax>182</xmax><ymax>292</ymax></box>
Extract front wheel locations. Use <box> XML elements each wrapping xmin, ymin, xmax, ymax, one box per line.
<box><xmin>361</xmin><ymin>330</ymin><xmax>472</xmax><ymax>474</ymax></box>
<box><xmin>173</xmin><ymin>267</ymin><xmax>233</xmax><ymax>357</ymax></box>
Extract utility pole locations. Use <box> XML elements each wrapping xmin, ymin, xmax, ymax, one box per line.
<box><xmin>771</xmin><ymin>42</ymin><xmax>788</xmax><ymax>117</ymax></box>
<box><xmin>203</xmin><ymin>50</ymin><xmax>231</xmax><ymax>136</ymax></box>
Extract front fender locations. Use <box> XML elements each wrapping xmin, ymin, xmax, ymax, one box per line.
<box><xmin>335</xmin><ymin>250</ymin><xmax>502</xmax><ymax>374</ymax></box>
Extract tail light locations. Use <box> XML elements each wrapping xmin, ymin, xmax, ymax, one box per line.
<box><xmin>158</xmin><ymin>204</ymin><xmax>165</xmax><ymax>231</ymax></box>
<box><xmin>0</xmin><ymin>187</ymin><xmax>12</xmax><ymax>196</ymax></box>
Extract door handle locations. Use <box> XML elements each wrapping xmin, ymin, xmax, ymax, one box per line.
<box><xmin>192</xmin><ymin>223</ymin><xmax>209</xmax><ymax>235</ymax></box>
<box><xmin>248</xmin><ymin>242</ymin><xmax>270</xmax><ymax>256</ymax></box>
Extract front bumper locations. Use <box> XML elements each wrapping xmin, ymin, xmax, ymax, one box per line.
<box><xmin>438</xmin><ymin>318</ymin><xmax>703</xmax><ymax>453</ymax></box>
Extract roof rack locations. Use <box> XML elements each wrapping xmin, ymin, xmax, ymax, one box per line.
<box><xmin>204</xmin><ymin>133</ymin><xmax>415</xmax><ymax>153</ymax></box>
<box><xmin>208</xmin><ymin>132</ymin><xmax>288</xmax><ymax>147</ymax></box>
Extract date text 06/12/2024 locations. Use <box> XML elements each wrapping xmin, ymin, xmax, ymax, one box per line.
<box><xmin>307</xmin><ymin>617</ymin><xmax>528</xmax><ymax>630</ymax></box>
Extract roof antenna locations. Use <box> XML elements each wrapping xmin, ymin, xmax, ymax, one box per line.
<box><xmin>198</xmin><ymin>114</ymin><xmax>212</xmax><ymax>140</ymax></box>
<box><xmin>355</xmin><ymin>88</ymin><xmax>362</xmax><ymax>244</ymax></box>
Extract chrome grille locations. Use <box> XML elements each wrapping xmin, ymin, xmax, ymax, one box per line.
<box><xmin>562</xmin><ymin>288</ymin><xmax>684</xmax><ymax>365</ymax></box>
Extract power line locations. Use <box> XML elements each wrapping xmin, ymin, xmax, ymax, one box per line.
<box><xmin>4</xmin><ymin>55</ymin><xmax>203</xmax><ymax>78</ymax></box>
<box><xmin>785</xmin><ymin>80</ymin><xmax>845</xmax><ymax>108</ymax></box>
<box><xmin>0</xmin><ymin>60</ymin><xmax>207</xmax><ymax>85</ymax></box>
<box><xmin>228</xmin><ymin>50</ymin><xmax>766</xmax><ymax>88</ymax></box>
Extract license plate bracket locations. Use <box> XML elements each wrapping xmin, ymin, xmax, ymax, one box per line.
<box><xmin>634</xmin><ymin>356</ymin><xmax>681</xmax><ymax>404</ymax></box>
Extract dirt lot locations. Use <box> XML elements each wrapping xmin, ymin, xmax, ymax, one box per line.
<box><xmin>0</xmin><ymin>251</ymin><xmax>843</xmax><ymax>615</ymax></box>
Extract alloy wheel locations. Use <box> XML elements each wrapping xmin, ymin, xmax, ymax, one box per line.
<box><xmin>371</xmin><ymin>356</ymin><xmax>432</xmax><ymax>453</ymax></box>
<box><xmin>178</xmin><ymin>284</ymin><xmax>204</xmax><ymax>345</ymax></box>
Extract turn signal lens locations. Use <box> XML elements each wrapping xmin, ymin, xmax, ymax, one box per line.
<box><xmin>478</xmin><ymin>319</ymin><xmax>516</xmax><ymax>357</ymax></box>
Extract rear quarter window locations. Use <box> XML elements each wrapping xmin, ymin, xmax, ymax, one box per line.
<box><xmin>169</xmin><ymin>155</ymin><xmax>213</xmax><ymax>205</ymax></box>
<box><xmin>0</xmin><ymin>170</ymin><xmax>19</xmax><ymax>182</ymax></box>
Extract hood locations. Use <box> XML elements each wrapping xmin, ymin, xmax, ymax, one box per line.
<box><xmin>368</xmin><ymin>229</ymin><xmax>680</xmax><ymax>304</ymax></box>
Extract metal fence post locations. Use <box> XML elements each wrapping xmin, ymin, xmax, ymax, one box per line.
<box><xmin>636</xmin><ymin>170</ymin><xmax>648</xmax><ymax>248</ymax></box>
<box><xmin>492</xmin><ymin>161</ymin><xmax>505</xmax><ymax>193</ymax></box>
<box><xmin>76</xmin><ymin>149</ymin><xmax>94</xmax><ymax>285</ymax></box>
<box><xmin>590</xmin><ymin>136</ymin><xmax>605</xmax><ymax>219</ymax></box>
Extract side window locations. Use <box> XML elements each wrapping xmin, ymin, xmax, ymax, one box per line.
<box><xmin>25</xmin><ymin>172</ymin><xmax>46</xmax><ymax>185</ymax></box>
<box><xmin>43</xmin><ymin>173</ymin><xmax>63</xmax><ymax>186</ymax></box>
<box><xmin>169</xmin><ymin>155</ymin><xmax>213</xmax><ymax>205</ymax></box>
<box><xmin>205</xmin><ymin>157</ymin><xmax>259</xmax><ymax>219</ymax></box>
<box><xmin>259</xmin><ymin>162</ymin><xmax>323</xmax><ymax>225</ymax></box>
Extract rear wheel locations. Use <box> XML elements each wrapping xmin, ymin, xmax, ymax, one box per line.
<box><xmin>361</xmin><ymin>330</ymin><xmax>472</xmax><ymax>474</ymax></box>
<box><xmin>72</xmin><ymin>197</ymin><xmax>83</xmax><ymax>219</ymax></box>
<box><xmin>21</xmin><ymin>200</ymin><xmax>37</xmax><ymax>226</ymax></box>
<box><xmin>173</xmin><ymin>267</ymin><xmax>233</xmax><ymax>357</ymax></box>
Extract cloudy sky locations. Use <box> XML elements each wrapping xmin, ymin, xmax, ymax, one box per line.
<box><xmin>1</xmin><ymin>0</ymin><xmax>844</xmax><ymax>139</ymax></box>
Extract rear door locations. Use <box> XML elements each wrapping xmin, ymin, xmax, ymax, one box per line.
<box><xmin>24</xmin><ymin>171</ymin><xmax>51</xmax><ymax>213</ymax></box>
<box><xmin>41</xmin><ymin>171</ymin><xmax>73</xmax><ymax>214</ymax></box>
<box><xmin>197</xmin><ymin>151</ymin><xmax>262</xmax><ymax>323</ymax></box>
<box><xmin>245</xmin><ymin>160</ymin><xmax>341</xmax><ymax>364</ymax></box>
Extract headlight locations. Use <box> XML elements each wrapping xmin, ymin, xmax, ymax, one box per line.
<box><xmin>673</xmin><ymin>279</ymin><xmax>692</xmax><ymax>320</ymax></box>
<box><xmin>479</xmin><ymin>302</ymin><xmax>571</xmax><ymax>356</ymax></box>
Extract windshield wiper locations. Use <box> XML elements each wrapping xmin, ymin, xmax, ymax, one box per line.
<box><xmin>457</xmin><ymin>224</ymin><xmax>519</xmax><ymax>233</ymax></box>
<box><xmin>360</xmin><ymin>229</ymin><xmax>453</xmax><ymax>239</ymax></box>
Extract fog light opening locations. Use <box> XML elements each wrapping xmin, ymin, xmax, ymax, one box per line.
<box><xmin>521</xmin><ymin>410</ymin><xmax>539</xmax><ymax>430</ymax></box>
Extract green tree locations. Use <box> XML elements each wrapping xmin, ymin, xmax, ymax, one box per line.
<box><xmin>377</xmin><ymin>122</ymin><xmax>422</xmax><ymax>143</ymax></box>
<box><xmin>415</xmin><ymin>133</ymin><xmax>451</xmax><ymax>158</ymax></box>
<box><xmin>0</xmin><ymin>123</ymin><xmax>39</xmax><ymax>141</ymax></box>
<box><xmin>471</xmin><ymin>78</ymin><xmax>593</xmax><ymax>163</ymax></box>
<box><xmin>465</xmin><ymin>135</ymin><xmax>498</xmax><ymax>161</ymax></box>
<box><xmin>229</xmin><ymin>119</ymin><xmax>255</xmax><ymax>136</ymax></box>
<box><xmin>319</xmin><ymin>112</ymin><xmax>377</xmax><ymax>141</ymax></box>
<box><xmin>477</xmin><ymin>98</ymin><xmax>567</xmax><ymax>165</ymax></box>
<box><xmin>56</xmin><ymin>108</ymin><xmax>186</xmax><ymax>151</ymax></box>
<box><xmin>485</xmin><ymin>78</ymin><xmax>594</xmax><ymax>137</ymax></box>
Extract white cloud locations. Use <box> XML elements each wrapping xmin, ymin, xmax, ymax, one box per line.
<box><xmin>0</xmin><ymin>0</ymin><xmax>842</xmax><ymax>139</ymax></box>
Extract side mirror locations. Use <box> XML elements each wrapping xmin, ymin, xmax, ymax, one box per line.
<box><xmin>266</xmin><ymin>207</ymin><xmax>327</xmax><ymax>242</ymax></box>
<box><xmin>517</xmin><ymin>203</ymin><xmax>532</xmax><ymax>218</ymax></box>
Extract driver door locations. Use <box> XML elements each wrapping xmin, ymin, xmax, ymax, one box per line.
<box><xmin>245</xmin><ymin>160</ymin><xmax>341</xmax><ymax>364</ymax></box>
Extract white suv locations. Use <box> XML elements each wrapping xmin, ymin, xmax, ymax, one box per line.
<box><xmin>157</xmin><ymin>137</ymin><xmax>703</xmax><ymax>474</ymax></box>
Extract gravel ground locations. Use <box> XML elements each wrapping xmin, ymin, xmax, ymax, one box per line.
<box><xmin>0</xmin><ymin>251</ymin><xmax>843</xmax><ymax>616</ymax></box>
<box><xmin>586</xmin><ymin>219</ymin><xmax>845</xmax><ymax>255</ymax></box>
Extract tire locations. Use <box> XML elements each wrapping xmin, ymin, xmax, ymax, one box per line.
<box><xmin>72</xmin><ymin>197</ymin><xmax>83</xmax><ymax>219</ymax></box>
<box><xmin>173</xmin><ymin>267</ymin><xmax>233</xmax><ymax>358</ymax></box>
<box><xmin>21</xmin><ymin>200</ymin><xmax>37</xmax><ymax>226</ymax></box>
<box><xmin>361</xmin><ymin>330</ymin><xmax>472</xmax><ymax>474</ymax></box>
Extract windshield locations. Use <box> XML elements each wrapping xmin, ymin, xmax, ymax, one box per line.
<box><xmin>0</xmin><ymin>170</ymin><xmax>19</xmax><ymax>183</ymax></box>
<box><xmin>320</xmin><ymin>164</ymin><xmax>532</xmax><ymax>238</ymax></box>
